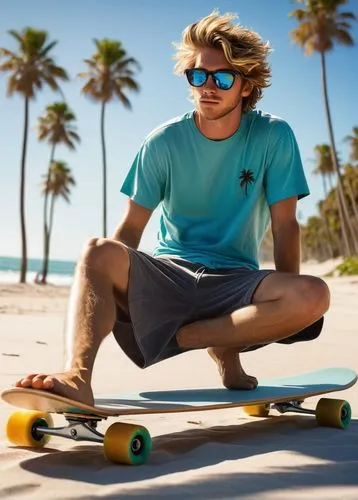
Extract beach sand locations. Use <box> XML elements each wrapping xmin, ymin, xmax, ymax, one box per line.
<box><xmin>1</xmin><ymin>258</ymin><xmax>357</xmax><ymax>499</ymax></box>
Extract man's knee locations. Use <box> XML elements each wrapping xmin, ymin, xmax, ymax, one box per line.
<box><xmin>80</xmin><ymin>237</ymin><xmax>129</xmax><ymax>271</ymax></box>
<box><xmin>293</xmin><ymin>276</ymin><xmax>330</xmax><ymax>319</ymax></box>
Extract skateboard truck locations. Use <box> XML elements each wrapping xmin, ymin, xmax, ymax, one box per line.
<box><xmin>33</xmin><ymin>415</ymin><xmax>105</xmax><ymax>444</ymax></box>
<box><xmin>272</xmin><ymin>399</ymin><xmax>313</xmax><ymax>415</ymax></box>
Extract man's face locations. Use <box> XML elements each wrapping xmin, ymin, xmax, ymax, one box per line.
<box><xmin>189</xmin><ymin>47</ymin><xmax>249</xmax><ymax>121</ymax></box>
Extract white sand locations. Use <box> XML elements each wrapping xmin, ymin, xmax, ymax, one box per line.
<box><xmin>1</xmin><ymin>259</ymin><xmax>357</xmax><ymax>499</ymax></box>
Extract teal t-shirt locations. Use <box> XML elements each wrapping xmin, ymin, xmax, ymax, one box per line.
<box><xmin>120</xmin><ymin>109</ymin><xmax>309</xmax><ymax>270</ymax></box>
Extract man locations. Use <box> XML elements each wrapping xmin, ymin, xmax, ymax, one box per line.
<box><xmin>16</xmin><ymin>11</ymin><xmax>329</xmax><ymax>405</ymax></box>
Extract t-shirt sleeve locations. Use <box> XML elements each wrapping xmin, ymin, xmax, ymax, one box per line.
<box><xmin>264</xmin><ymin>120</ymin><xmax>310</xmax><ymax>206</ymax></box>
<box><xmin>120</xmin><ymin>139</ymin><xmax>166</xmax><ymax>210</ymax></box>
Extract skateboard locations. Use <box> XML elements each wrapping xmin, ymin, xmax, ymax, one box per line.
<box><xmin>1</xmin><ymin>367</ymin><xmax>356</xmax><ymax>465</ymax></box>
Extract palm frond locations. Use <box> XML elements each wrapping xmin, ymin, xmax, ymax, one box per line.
<box><xmin>0</xmin><ymin>27</ymin><xmax>68</xmax><ymax>99</ymax></box>
<box><xmin>37</xmin><ymin>100</ymin><xmax>80</xmax><ymax>148</ymax></box>
<box><xmin>79</xmin><ymin>37</ymin><xmax>140</xmax><ymax>106</ymax></box>
<box><xmin>289</xmin><ymin>0</ymin><xmax>355</xmax><ymax>54</ymax></box>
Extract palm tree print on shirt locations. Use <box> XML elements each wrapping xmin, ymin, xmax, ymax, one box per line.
<box><xmin>239</xmin><ymin>169</ymin><xmax>255</xmax><ymax>196</ymax></box>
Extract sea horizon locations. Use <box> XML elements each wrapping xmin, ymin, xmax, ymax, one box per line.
<box><xmin>0</xmin><ymin>255</ymin><xmax>76</xmax><ymax>286</ymax></box>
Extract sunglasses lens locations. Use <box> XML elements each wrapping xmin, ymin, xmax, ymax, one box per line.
<box><xmin>187</xmin><ymin>69</ymin><xmax>207</xmax><ymax>87</ymax></box>
<box><xmin>186</xmin><ymin>69</ymin><xmax>237</xmax><ymax>90</ymax></box>
<box><xmin>214</xmin><ymin>72</ymin><xmax>235</xmax><ymax>90</ymax></box>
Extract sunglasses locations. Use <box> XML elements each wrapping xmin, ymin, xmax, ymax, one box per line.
<box><xmin>185</xmin><ymin>68</ymin><xmax>242</xmax><ymax>91</ymax></box>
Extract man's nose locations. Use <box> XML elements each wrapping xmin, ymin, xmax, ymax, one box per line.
<box><xmin>203</xmin><ymin>74</ymin><xmax>216</xmax><ymax>90</ymax></box>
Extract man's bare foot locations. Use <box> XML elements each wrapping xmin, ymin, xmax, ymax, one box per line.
<box><xmin>15</xmin><ymin>369</ymin><xmax>94</xmax><ymax>406</ymax></box>
<box><xmin>208</xmin><ymin>347</ymin><xmax>258</xmax><ymax>390</ymax></box>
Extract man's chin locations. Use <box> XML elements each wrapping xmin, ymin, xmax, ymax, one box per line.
<box><xmin>198</xmin><ymin>106</ymin><xmax>223</xmax><ymax>121</ymax></box>
<box><xmin>198</xmin><ymin>102</ymin><xmax>239</xmax><ymax>121</ymax></box>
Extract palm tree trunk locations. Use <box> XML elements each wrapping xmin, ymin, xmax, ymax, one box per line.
<box><xmin>320</xmin><ymin>52</ymin><xmax>358</xmax><ymax>256</ymax></box>
<box><xmin>46</xmin><ymin>194</ymin><xmax>56</xmax><ymax>273</ymax></box>
<box><xmin>328</xmin><ymin>173</ymin><xmax>334</xmax><ymax>192</ymax></box>
<box><xmin>19</xmin><ymin>97</ymin><xmax>29</xmax><ymax>283</ymax></box>
<box><xmin>49</xmin><ymin>194</ymin><xmax>55</xmax><ymax>236</ymax></box>
<box><xmin>339</xmin><ymin>182</ymin><xmax>358</xmax><ymax>253</ymax></box>
<box><xmin>321</xmin><ymin>175</ymin><xmax>334</xmax><ymax>258</ymax></box>
<box><xmin>345</xmin><ymin>176</ymin><xmax>358</xmax><ymax>221</ymax></box>
<box><xmin>41</xmin><ymin>144</ymin><xmax>56</xmax><ymax>283</ymax></box>
<box><xmin>101</xmin><ymin>101</ymin><xmax>107</xmax><ymax>238</ymax></box>
<box><xmin>345</xmin><ymin>177</ymin><xmax>358</xmax><ymax>235</ymax></box>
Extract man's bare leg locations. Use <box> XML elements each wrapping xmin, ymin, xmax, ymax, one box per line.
<box><xmin>177</xmin><ymin>273</ymin><xmax>330</xmax><ymax>390</ymax></box>
<box><xmin>15</xmin><ymin>238</ymin><xmax>131</xmax><ymax>405</ymax></box>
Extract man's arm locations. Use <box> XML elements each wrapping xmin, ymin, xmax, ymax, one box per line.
<box><xmin>270</xmin><ymin>196</ymin><xmax>301</xmax><ymax>274</ymax></box>
<box><xmin>112</xmin><ymin>199</ymin><xmax>154</xmax><ymax>249</ymax></box>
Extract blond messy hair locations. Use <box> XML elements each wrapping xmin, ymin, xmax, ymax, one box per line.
<box><xmin>173</xmin><ymin>10</ymin><xmax>272</xmax><ymax>112</ymax></box>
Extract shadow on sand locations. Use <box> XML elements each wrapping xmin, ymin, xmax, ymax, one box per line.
<box><xmin>13</xmin><ymin>415</ymin><xmax>358</xmax><ymax>498</ymax></box>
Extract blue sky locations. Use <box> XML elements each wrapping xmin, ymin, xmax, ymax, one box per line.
<box><xmin>1</xmin><ymin>0</ymin><xmax>357</xmax><ymax>261</ymax></box>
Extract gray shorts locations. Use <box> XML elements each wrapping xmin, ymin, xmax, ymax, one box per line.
<box><xmin>112</xmin><ymin>248</ymin><xmax>323</xmax><ymax>368</ymax></box>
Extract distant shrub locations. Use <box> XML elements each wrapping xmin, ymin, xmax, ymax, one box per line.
<box><xmin>335</xmin><ymin>257</ymin><xmax>358</xmax><ymax>276</ymax></box>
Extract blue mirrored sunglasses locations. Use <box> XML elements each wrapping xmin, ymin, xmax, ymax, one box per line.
<box><xmin>185</xmin><ymin>68</ymin><xmax>242</xmax><ymax>91</ymax></box>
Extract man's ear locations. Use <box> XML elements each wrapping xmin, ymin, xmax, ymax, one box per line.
<box><xmin>242</xmin><ymin>80</ymin><xmax>254</xmax><ymax>97</ymax></box>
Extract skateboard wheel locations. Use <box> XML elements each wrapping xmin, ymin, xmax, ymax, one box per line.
<box><xmin>243</xmin><ymin>404</ymin><xmax>270</xmax><ymax>417</ymax></box>
<box><xmin>103</xmin><ymin>423</ymin><xmax>152</xmax><ymax>465</ymax></box>
<box><xmin>6</xmin><ymin>410</ymin><xmax>54</xmax><ymax>447</ymax></box>
<box><xmin>316</xmin><ymin>398</ymin><xmax>351</xmax><ymax>429</ymax></box>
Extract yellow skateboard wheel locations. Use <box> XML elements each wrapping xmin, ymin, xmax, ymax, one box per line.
<box><xmin>243</xmin><ymin>404</ymin><xmax>270</xmax><ymax>417</ymax></box>
<box><xmin>103</xmin><ymin>422</ymin><xmax>152</xmax><ymax>465</ymax></box>
<box><xmin>6</xmin><ymin>410</ymin><xmax>54</xmax><ymax>447</ymax></box>
<box><xmin>316</xmin><ymin>398</ymin><xmax>351</xmax><ymax>429</ymax></box>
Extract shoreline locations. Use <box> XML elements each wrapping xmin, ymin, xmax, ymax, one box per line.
<box><xmin>0</xmin><ymin>256</ymin><xmax>345</xmax><ymax>286</ymax></box>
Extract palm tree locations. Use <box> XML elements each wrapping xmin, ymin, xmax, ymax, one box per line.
<box><xmin>342</xmin><ymin>163</ymin><xmax>358</xmax><ymax>223</ymax></box>
<box><xmin>289</xmin><ymin>0</ymin><xmax>357</xmax><ymax>256</ymax></box>
<box><xmin>239</xmin><ymin>169</ymin><xmax>255</xmax><ymax>196</ymax></box>
<box><xmin>78</xmin><ymin>39</ymin><xmax>140</xmax><ymax>237</ymax></box>
<box><xmin>40</xmin><ymin>161</ymin><xmax>76</xmax><ymax>279</ymax></box>
<box><xmin>312</xmin><ymin>144</ymin><xmax>335</xmax><ymax>194</ymax></box>
<box><xmin>344</xmin><ymin>163</ymin><xmax>358</xmax><ymax>193</ymax></box>
<box><xmin>313</xmin><ymin>144</ymin><xmax>358</xmax><ymax>255</ymax></box>
<box><xmin>312</xmin><ymin>144</ymin><xmax>337</xmax><ymax>257</ymax></box>
<box><xmin>301</xmin><ymin>215</ymin><xmax>326</xmax><ymax>260</ymax></box>
<box><xmin>0</xmin><ymin>28</ymin><xmax>68</xmax><ymax>282</ymax></box>
<box><xmin>344</xmin><ymin>126</ymin><xmax>358</xmax><ymax>163</ymax></box>
<box><xmin>37</xmin><ymin>102</ymin><xmax>80</xmax><ymax>283</ymax></box>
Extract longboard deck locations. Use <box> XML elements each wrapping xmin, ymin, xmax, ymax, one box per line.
<box><xmin>1</xmin><ymin>367</ymin><xmax>357</xmax><ymax>418</ymax></box>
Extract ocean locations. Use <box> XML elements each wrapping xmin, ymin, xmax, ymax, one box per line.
<box><xmin>0</xmin><ymin>256</ymin><xmax>76</xmax><ymax>286</ymax></box>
